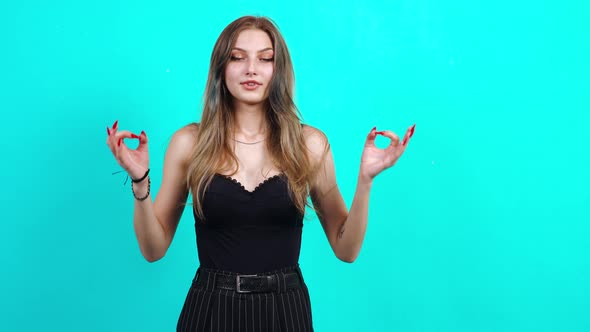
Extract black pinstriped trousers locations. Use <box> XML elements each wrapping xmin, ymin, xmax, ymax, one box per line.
<box><xmin>176</xmin><ymin>265</ymin><xmax>314</xmax><ymax>331</ymax></box>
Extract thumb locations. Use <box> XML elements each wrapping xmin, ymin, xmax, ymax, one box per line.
<box><xmin>135</xmin><ymin>130</ymin><xmax>149</xmax><ymax>151</ymax></box>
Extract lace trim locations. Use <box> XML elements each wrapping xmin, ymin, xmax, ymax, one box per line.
<box><xmin>216</xmin><ymin>173</ymin><xmax>284</xmax><ymax>193</ymax></box>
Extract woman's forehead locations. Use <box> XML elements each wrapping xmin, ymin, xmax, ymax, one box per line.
<box><xmin>233</xmin><ymin>29</ymin><xmax>273</xmax><ymax>51</ymax></box>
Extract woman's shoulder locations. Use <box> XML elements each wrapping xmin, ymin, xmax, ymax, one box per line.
<box><xmin>301</xmin><ymin>123</ymin><xmax>326</xmax><ymax>140</ymax></box>
<box><xmin>301</xmin><ymin>123</ymin><xmax>330</xmax><ymax>161</ymax></box>
<box><xmin>173</xmin><ymin>122</ymin><xmax>200</xmax><ymax>142</ymax></box>
<box><xmin>180</xmin><ymin>122</ymin><xmax>200</xmax><ymax>135</ymax></box>
<box><xmin>167</xmin><ymin>122</ymin><xmax>200</xmax><ymax>165</ymax></box>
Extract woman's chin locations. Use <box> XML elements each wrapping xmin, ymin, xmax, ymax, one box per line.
<box><xmin>233</xmin><ymin>96</ymin><xmax>267</xmax><ymax>106</ymax></box>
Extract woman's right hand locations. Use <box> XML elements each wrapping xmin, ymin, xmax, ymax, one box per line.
<box><xmin>106</xmin><ymin>120</ymin><xmax>150</xmax><ymax>180</ymax></box>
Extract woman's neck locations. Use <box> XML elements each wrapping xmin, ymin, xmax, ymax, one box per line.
<box><xmin>233</xmin><ymin>102</ymin><xmax>268</xmax><ymax>139</ymax></box>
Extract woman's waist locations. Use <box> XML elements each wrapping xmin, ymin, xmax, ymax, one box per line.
<box><xmin>196</xmin><ymin>263</ymin><xmax>302</xmax><ymax>276</ymax></box>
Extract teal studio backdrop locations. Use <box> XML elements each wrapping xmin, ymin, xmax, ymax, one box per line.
<box><xmin>1</xmin><ymin>0</ymin><xmax>588</xmax><ymax>331</ymax></box>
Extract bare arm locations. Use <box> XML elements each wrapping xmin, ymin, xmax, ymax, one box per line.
<box><xmin>306</xmin><ymin>124</ymin><xmax>415</xmax><ymax>263</ymax></box>
<box><xmin>304</xmin><ymin>125</ymin><xmax>355</xmax><ymax>262</ymax></box>
<box><xmin>132</xmin><ymin>124</ymin><xmax>197</xmax><ymax>262</ymax></box>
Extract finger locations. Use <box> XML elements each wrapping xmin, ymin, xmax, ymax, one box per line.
<box><xmin>106</xmin><ymin>136</ymin><xmax>116</xmax><ymax>156</ymax></box>
<box><xmin>364</xmin><ymin>127</ymin><xmax>377</xmax><ymax>146</ymax></box>
<box><xmin>375</xmin><ymin>130</ymin><xmax>401</xmax><ymax>147</ymax></box>
<box><xmin>400</xmin><ymin>128</ymin><xmax>411</xmax><ymax>146</ymax></box>
<box><xmin>112</xmin><ymin>130</ymin><xmax>137</xmax><ymax>160</ymax></box>
<box><xmin>401</xmin><ymin>124</ymin><xmax>415</xmax><ymax>146</ymax></box>
<box><xmin>136</xmin><ymin>130</ymin><xmax>149</xmax><ymax>152</ymax></box>
<box><xmin>384</xmin><ymin>125</ymin><xmax>415</xmax><ymax>166</ymax></box>
<box><xmin>106</xmin><ymin>125</ymin><xmax>118</xmax><ymax>156</ymax></box>
<box><xmin>112</xmin><ymin>130</ymin><xmax>137</xmax><ymax>145</ymax></box>
<box><xmin>118</xmin><ymin>130</ymin><xmax>147</xmax><ymax>152</ymax></box>
<box><xmin>107</xmin><ymin>120</ymin><xmax>119</xmax><ymax>147</ymax></box>
<box><xmin>110</xmin><ymin>120</ymin><xmax>119</xmax><ymax>137</ymax></box>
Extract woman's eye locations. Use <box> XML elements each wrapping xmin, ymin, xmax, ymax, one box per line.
<box><xmin>230</xmin><ymin>56</ymin><xmax>273</xmax><ymax>62</ymax></box>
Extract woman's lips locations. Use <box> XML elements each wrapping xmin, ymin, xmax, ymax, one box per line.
<box><xmin>241</xmin><ymin>81</ymin><xmax>261</xmax><ymax>90</ymax></box>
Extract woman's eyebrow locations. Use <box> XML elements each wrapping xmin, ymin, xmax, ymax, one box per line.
<box><xmin>232</xmin><ymin>47</ymin><xmax>274</xmax><ymax>53</ymax></box>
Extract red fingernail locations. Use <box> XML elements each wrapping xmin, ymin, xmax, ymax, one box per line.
<box><xmin>131</xmin><ymin>133</ymin><xmax>139</xmax><ymax>139</ymax></box>
<box><xmin>118</xmin><ymin>138</ymin><xmax>122</xmax><ymax>146</ymax></box>
<box><xmin>376</xmin><ymin>131</ymin><xmax>385</xmax><ymax>135</ymax></box>
<box><xmin>107</xmin><ymin>127</ymin><xmax>110</xmax><ymax>135</ymax></box>
<box><xmin>113</xmin><ymin>120</ymin><xmax>118</xmax><ymax>129</ymax></box>
<box><xmin>410</xmin><ymin>124</ymin><xmax>415</xmax><ymax>137</ymax></box>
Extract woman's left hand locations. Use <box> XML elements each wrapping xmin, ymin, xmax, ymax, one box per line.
<box><xmin>359</xmin><ymin>124</ymin><xmax>415</xmax><ymax>180</ymax></box>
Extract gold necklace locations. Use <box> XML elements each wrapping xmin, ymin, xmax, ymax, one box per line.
<box><xmin>232</xmin><ymin>138</ymin><xmax>265</xmax><ymax>145</ymax></box>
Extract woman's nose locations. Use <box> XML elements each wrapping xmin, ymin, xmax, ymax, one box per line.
<box><xmin>246</xmin><ymin>59</ymin><xmax>257</xmax><ymax>75</ymax></box>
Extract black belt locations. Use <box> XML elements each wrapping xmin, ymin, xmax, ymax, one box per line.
<box><xmin>194</xmin><ymin>269</ymin><xmax>303</xmax><ymax>293</ymax></box>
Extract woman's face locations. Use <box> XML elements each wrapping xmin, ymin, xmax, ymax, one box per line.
<box><xmin>224</xmin><ymin>28</ymin><xmax>274</xmax><ymax>106</ymax></box>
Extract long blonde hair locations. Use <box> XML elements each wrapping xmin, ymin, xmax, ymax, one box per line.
<box><xmin>186</xmin><ymin>16</ymin><xmax>329</xmax><ymax>221</ymax></box>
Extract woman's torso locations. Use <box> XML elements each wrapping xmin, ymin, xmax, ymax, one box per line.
<box><xmin>189</xmin><ymin>124</ymin><xmax>305</xmax><ymax>274</ymax></box>
<box><xmin>194</xmin><ymin>171</ymin><xmax>304</xmax><ymax>274</ymax></box>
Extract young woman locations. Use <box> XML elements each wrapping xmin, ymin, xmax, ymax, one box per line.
<box><xmin>106</xmin><ymin>15</ymin><xmax>415</xmax><ymax>331</ymax></box>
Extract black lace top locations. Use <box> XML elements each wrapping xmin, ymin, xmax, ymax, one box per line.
<box><xmin>193</xmin><ymin>173</ymin><xmax>304</xmax><ymax>274</ymax></box>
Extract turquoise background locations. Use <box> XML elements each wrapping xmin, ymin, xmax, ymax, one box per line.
<box><xmin>1</xmin><ymin>0</ymin><xmax>589</xmax><ymax>331</ymax></box>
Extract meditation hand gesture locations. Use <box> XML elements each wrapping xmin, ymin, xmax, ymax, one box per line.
<box><xmin>359</xmin><ymin>124</ymin><xmax>415</xmax><ymax>179</ymax></box>
<box><xmin>105</xmin><ymin>120</ymin><xmax>150</xmax><ymax>180</ymax></box>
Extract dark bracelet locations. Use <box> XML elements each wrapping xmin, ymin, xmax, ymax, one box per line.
<box><xmin>132</xmin><ymin>169</ymin><xmax>150</xmax><ymax>183</ymax></box>
<box><xmin>131</xmin><ymin>176</ymin><xmax>151</xmax><ymax>201</ymax></box>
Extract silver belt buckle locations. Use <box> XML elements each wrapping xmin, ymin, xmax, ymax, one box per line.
<box><xmin>236</xmin><ymin>274</ymin><xmax>258</xmax><ymax>293</ymax></box>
